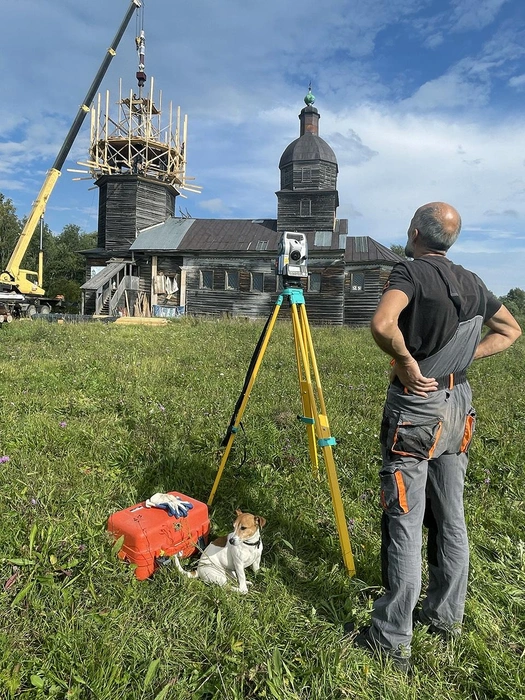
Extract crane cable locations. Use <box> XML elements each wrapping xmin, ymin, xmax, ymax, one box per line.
<box><xmin>135</xmin><ymin>1</ymin><xmax>146</xmax><ymax>92</ymax></box>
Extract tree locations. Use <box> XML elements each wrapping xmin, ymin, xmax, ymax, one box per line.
<box><xmin>0</xmin><ymin>194</ymin><xmax>22</xmax><ymax>272</ymax></box>
<box><xmin>390</xmin><ymin>244</ymin><xmax>408</xmax><ymax>259</ymax></box>
<box><xmin>499</xmin><ymin>288</ymin><xmax>525</xmax><ymax>319</ymax></box>
<box><xmin>0</xmin><ymin>191</ymin><xmax>98</xmax><ymax>309</ymax></box>
<box><xmin>44</xmin><ymin>224</ymin><xmax>97</xmax><ymax>304</ymax></box>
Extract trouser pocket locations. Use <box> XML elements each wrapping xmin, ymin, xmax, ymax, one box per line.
<box><xmin>460</xmin><ymin>408</ymin><xmax>476</xmax><ymax>453</ymax></box>
<box><xmin>380</xmin><ymin>466</ymin><xmax>409</xmax><ymax>515</ymax></box>
<box><xmin>381</xmin><ymin>411</ymin><xmax>443</xmax><ymax>460</ymax></box>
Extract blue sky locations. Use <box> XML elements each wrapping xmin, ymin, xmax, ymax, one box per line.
<box><xmin>2</xmin><ymin>0</ymin><xmax>525</xmax><ymax>295</ymax></box>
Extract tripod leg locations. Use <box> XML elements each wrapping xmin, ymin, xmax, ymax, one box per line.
<box><xmin>296</xmin><ymin>303</ymin><xmax>356</xmax><ymax>577</ymax></box>
<box><xmin>207</xmin><ymin>301</ymin><xmax>281</xmax><ymax>506</ymax></box>
<box><xmin>320</xmin><ymin>443</ymin><xmax>356</xmax><ymax>577</ymax></box>
<box><xmin>290</xmin><ymin>302</ymin><xmax>319</xmax><ymax>476</ymax></box>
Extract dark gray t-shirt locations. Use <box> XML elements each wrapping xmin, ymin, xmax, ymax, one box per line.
<box><xmin>383</xmin><ymin>255</ymin><xmax>501</xmax><ymax>361</ymax></box>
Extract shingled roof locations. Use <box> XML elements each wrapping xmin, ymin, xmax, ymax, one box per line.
<box><xmin>279</xmin><ymin>132</ymin><xmax>338</xmax><ymax>168</ymax></box>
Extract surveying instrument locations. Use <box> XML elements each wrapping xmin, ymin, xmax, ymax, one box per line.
<box><xmin>207</xmin><ymin>232</ymin><xmax>356</xmax><ymax>576</ymax></box>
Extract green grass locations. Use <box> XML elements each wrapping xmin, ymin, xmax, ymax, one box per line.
<box><xmin>0</xmin><ymin>317</ymin><xmax>524</xmax><ymax>699</ymax></box>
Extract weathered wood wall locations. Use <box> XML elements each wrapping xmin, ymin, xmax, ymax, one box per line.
<box><xmin>282</xmin><ymin>162</ymin><xmax>338</xmax><ymax>191</ymax></box>
<box><xmin>181</xmin><ymin>254</ymin><xmax>345</xmax><ymax>325</ymax></box>
<box><xmin>183</xmin><ymin>255</ymin><xmax>275</xmax><ymax>319</ymax></box>
<box><xmin>343</xmin><ymin>266</ymin><xmax>389</xmax><ymax>326</ymax></box>
<box><xmin>96</xmin><ymin>176</ymin><xmax>176</xmax><ymax>251</ymax></box>
<box><xmin>277</xmin><ymin>191</ymin><xmax>338</xmax><ymax>233</ymax></box>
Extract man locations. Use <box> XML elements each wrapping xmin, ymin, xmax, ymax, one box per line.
<box><xmin>349</xmin><ymin>202</ymin><xmax>521</xmax><ymax>669</ymax></box>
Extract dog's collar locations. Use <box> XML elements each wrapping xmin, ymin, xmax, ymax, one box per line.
<box><xmin>244</xmin><ymin>536</ymin><xmax>261</xmax><ymax>548</ymax></box>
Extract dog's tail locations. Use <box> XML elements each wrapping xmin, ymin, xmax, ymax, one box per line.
<box><xmin>173</xmin><ymin>553</ymin><xmax>198</xmax><ymax>579</ymax></box>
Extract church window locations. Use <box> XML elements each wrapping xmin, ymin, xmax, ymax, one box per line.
<box><xmin>201</xmin><ymin>270</ymin><xmax>213</xmax><ymax>289</ymax></box>
<box><xmin>300</xmin><ymin>199</ymin><xmax>312</xmax><ymax>217</ymax></box>
<box><xmin>282</xmin><ymin>168</ymin><xmax>292</xmax><ymax>188</ymax></box>
<box><xmin>309</xmin><ymin>273</ymin><xmax>321</xmax><ymax>292</ymax></box>
<box><xmin>350</xmin><ymin>272</ymin><xmax>365</xmax><ymax>292</ymax></box>
<box><xmin>301</xmin><ymin>167</ymin><xmax>312</xmax><ymax>182</ymax></box>
<box><xmin>251</xmin><ymin>272</ymin><xmax>264</xmax><ymax>292</ymax></box>
<box><xmin>256</xmin><ymin>240</ymin><xmax>268</xmax><ymax>251</ymax></box>
<box><xmin>226</xmin><ymin>270</ymin><xmax>239</xmax><ymax>290</ymax></box>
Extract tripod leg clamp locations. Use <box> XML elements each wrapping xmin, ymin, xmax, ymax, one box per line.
<box><xmin>318</xmin><ymin>437</ymin><xmax>336</xmax><ymax>447</ymax></box>
<box><xmin>297</xmin><ymin>415</ymin><xmax>315</xmax><ymax>425</ymax></box>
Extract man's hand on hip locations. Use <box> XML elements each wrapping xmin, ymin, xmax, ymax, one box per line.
<box><xmin>393</xmin><ymin>358</ymin><xmax>438</xmax><ymax>397</ymax></box>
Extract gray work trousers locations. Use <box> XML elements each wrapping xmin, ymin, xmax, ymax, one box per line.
<box><xmin>368</xmin><ymin>380</ymin><xmax>475</xmax><ymax>655</ymax></box>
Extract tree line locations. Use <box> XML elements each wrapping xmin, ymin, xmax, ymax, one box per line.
<box><xmin>0</xmin><ymin>193</ymin><xmax>96</xmax><ymax>308</ymax></box>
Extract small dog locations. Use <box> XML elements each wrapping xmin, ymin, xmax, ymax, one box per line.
<box><xmin>174</xmin><ymin>509</ymin><xmax>266</xmax><ymax>593</ymax></box>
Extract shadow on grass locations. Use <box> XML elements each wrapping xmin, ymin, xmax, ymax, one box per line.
<box><xmin>125</xmin><ymin>430</ymin><xmax>384</xmax><ymax>629</ymax></box>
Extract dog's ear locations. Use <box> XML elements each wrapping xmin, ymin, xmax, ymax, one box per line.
<box><xmin>256</xmin><ymin>516</ymin><xmax>266</xmax><ymax>529</ymax></box>
<box><xmin>235</xmin><ymin>508</ymin><xmax>243</xmax><ymax>516</ymax></box>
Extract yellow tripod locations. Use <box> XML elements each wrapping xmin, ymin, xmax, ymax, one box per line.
<box><xmin>208</xmin><ymin>285</ymin><xmax>356</xmax><ymax>577</ymax></box>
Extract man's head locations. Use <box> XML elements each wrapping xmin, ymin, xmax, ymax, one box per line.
<box><xmin>405</xmin><ymin>202</ymin><xmax>462</xmax><ymax>258</ymax></box>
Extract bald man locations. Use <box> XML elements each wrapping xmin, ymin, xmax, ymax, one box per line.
<box><xmin>347</xmin><ymin>202</ymin><xmax>521</xmax><ymax>669</ymax></box>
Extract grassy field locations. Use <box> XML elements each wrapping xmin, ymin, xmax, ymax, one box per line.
<box><xmin>0</xmin><ymin>317</ymin><xmax>524</xmax><ymax>699</ymax></box>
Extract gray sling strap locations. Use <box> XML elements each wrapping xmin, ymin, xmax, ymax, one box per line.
<box><xmin>418</xmin><ymin>315</ymin><xmax>483</xmax><ymax>379</ymax></box>
<box><xmin>408</xmin><ymin>257</ymin><xmax>483</xmax><ymax>378</ymax></box>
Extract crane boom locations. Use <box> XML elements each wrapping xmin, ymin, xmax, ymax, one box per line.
<box><xmin>0</xmin><ymin>0</ymin><xmax>141</xmax><ymax>295</ymax></box>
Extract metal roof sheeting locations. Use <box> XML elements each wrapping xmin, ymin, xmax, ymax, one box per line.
<box><xmin>130</xmin><ymin>217</ymin><xmax>195</xmax><ymax>251</ymax></box>
<box><xmin>128</xmin><ymin>217</ymin><xmax>400</xmax><ymax>264</ymax></box>
<box><xmin>345</xmin><ymin>236</ymin><xmax>402</xmax><ymax>263</ymax></box>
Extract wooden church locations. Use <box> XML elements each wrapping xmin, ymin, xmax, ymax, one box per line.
<box><xmin>80</xmin><ymin>81</ymin><xmax>401</xmax><ymax>325</ymax></box>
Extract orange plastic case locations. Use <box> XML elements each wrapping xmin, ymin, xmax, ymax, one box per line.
<box><xmin>107</xmin><ymin>492</ymin><xmax>209</xmax><ymax>580</ymax></box>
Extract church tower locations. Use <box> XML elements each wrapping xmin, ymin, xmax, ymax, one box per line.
<box><xmin>78</xmin><ymin>8</ymin><xmax>199</xmax><ymax>258</ymax></box>
<box><xmin>276</xmin><ymin>89</ymin><xmax>339</xmax><ymax>233</ymax></box>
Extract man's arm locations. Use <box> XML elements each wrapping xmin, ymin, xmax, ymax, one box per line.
<box><xmin>371</xmin><ymin>289</ymin><xmax>439</xmax><ymax>397</ymax></box>
<box><xmin>474</xmin><ymin>305</ymin><xmax>521</xmax><ymax>360</ymax></box>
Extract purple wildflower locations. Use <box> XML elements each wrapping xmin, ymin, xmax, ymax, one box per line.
<box><xmin>0</xmin><ymin>456</ymin><xmax>9</xmax><ymax>463</ymax></box>
<box><xmin>59</xmin><ymin>421</ymin><xmax>67</xmax><ymax>428</ymax></box>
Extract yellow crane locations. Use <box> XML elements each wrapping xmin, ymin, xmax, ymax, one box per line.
<box><xmin>0</xmin><ymin>0</ymin><xmax>141</xmax><ymax>314</ymax></box>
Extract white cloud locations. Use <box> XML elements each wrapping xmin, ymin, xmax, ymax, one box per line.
<box><xmin>509</xmin><ymin>73</ymin><xmax>525</xmax><ymax>89</ymax></box>
<box><xmin>450</xmin><ymin>0</ymin><xmax>510</xmax><ymax>32</ymax></box>
<box><xmin>403</xmin><ymin>71</ymin><xmax>491</xmax><ymax>110</ymax></box>
<box><xmin>200</xmin><ymin>198</ymin><xmax>232</xmax><ymax>215</ymax></box>
<box><xmin>304</xmin><ymin>105</ymin><xmax>525</xmax><ymax>293</ymax></box>
<box><xmin>483</xmin><ymin>209</ymin><xmax>520</xmax><ymax>218</ymax></box>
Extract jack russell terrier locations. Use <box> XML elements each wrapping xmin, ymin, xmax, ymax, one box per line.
<box><xmin>173</xmin><ymin>509</ymin><xmax>266</xmax><ymax>593</ymax></box>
